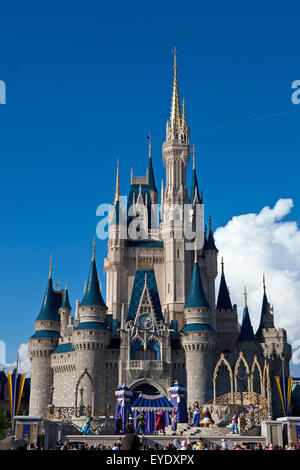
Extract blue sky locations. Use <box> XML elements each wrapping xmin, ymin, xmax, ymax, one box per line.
<box><xmin>0</xmin><ymin>0</ymin><xmax>300</xmax><ymax>365</ymax></box>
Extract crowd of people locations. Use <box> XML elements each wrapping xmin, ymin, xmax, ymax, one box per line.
<box><xmin>22</xmin><ymin>435</ymin><xmax>299</xmax><ymax>451</ymax></box>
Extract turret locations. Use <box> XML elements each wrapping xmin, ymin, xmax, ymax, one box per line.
<box><xmin>216</xmin><ymin>258</ymin><xmax>240</xmax><ymax>350</ymax></box>
<box><xmin>72</xmin><ymin>239</ymin><xmax>111</xmax><ymax>416</ymax></box>
<box><xmin>59</xmin><ymin>281</ymin><xmax>73</xmax><ymax>337</ymax></box>
<box><xmin>29</xmin><ymin>257</ymin><xmax>61</xmax><ymax>417</ymax></box>
<box><xmin>237</xmin><ymin>287</ymin><xmax>258</xmax><ymax>354</ymax></box>
<box><xmin>256</xmin><ymin>275</ymin><xmax>274</xmax><ymax>340</ymax></box>
<box><xmin>203</xmin><ymin>217</ymin><xmax>218</xmax><ymax>329</ymax></box>
<box><xmin>181</xmin><ymin>244</ymin><xmax>217</xmax><ymax>405</ymax></box>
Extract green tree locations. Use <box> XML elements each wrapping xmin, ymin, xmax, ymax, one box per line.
<box><xmin>0</xmin><ymin>410</ymin><xmax>8</xmax><ymax>440</ymax></box>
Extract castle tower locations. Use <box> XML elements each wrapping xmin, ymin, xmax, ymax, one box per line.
<box><xmin>29</xmin><ymin>257</ymin><xmax>61</xmax><ymax>417</ymax></box>
<box><xmin>161</xmin><ymin>49</ymin><xmax>195</xmax><ymax>328</ymax></box>
<box><xmin>181</xmin><ymin>244</ymin><xmax>217</xmax><ymax>405</ymax></box>
<box><xmin>216</xmin><ymin>258</ymin><xmax>240</xmax><ymax>350</ymax></box>
<box><xmin>72</xmin><ymin>239</ymin><xmax>111</xmax><ymax>415</ymax></box>
<box><xmin>255</xmin><ymin>277</ymin><xmax>292</xmax><ymax>418</ymax></box>
<box><xmin>105</xmin><ymin>162</ymin><xmax>126</xmax><ymax>319</ymax></box>
<box><xmin>59</xmin><ymin>282</ymin><xmax>73</xmax><ymax>337</ymax></box>
<box><xmin>203</xmin><ymin>217</ymin><xmax>218</xmax><ymax>330</ymax></box>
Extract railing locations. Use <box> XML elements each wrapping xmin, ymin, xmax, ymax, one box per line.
<box><xmin>208</xmin><ymin>391</ymin><xmax>268</xmax><ymax>408</ymax></box>
<box><xmin>128</xmin><ymin>360</ymin><xmax>164</xmax><ymax>370</ymax></box>
<box><xmin>239</xmin><ymin>407</ymin><xmax>269</xmax><ymax>433</ymax></box>
<box><xmin>206</xmin><ymin>391</ymin><xmax>269</xmax><ymax>432</ymax></box>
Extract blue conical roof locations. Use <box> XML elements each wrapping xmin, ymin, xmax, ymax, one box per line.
<box><xmin>217</xmin><ymin>273</ymin><xmax>232</xmax><ymax>310</ymax></box>
<box><xmin>238</xmin><ymin>307</ymin><xmax>256</xmax><ymax>342</ymax></box>
<box><xmin>36</xmin><ymin>278</ymin><xmax>60</xmax><ymax>322</ymax></box>
<box><xmin>148</xmin><ymin>156</ymin><xmax>157</xmax><ymax>192</ymax></box>
<box><xmin>185</xmin><ymin>261</ymin><xmax>210</xmax><ymax>308</ymax></box>
<box><xmin>80</xmin><ymin>259</ymin><xmax>107</xmax><ymax>307</ymax></box>
<box><xmin>205</xmin><ymin>227</ymin><xmax>218</xmax><ymax>251</ymax></box>
<box><xmin>256</xmin><ymin>289</ymin><xmax>274</xmax><ymax>337</ymax></box>
<box><xmin>61</xmin><ymin>285</ymin><xmax>71</xmax><ymax>309</ymax></box>
<box><xmin>190</xmin><ymin>168</ymin><xmax>200</xmax><ymax>206</ymax></box>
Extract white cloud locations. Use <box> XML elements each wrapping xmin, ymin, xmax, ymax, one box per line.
<box><xmin>214</xmin><ymin>198</ymin><xmax>300</xmax><ymax>366</ymax></box>
<box><xmin>4</xmin><ymin>343</ymin><xmax>31</xmax><ymax>376</ymax></box>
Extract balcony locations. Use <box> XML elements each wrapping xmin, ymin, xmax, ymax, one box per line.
<box><xmin>128</xmin><ymin>360</ymin><xmax>164</xmax><ymax>370</ymax></box>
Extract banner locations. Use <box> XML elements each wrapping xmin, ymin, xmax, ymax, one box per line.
<box><xmin>6</xmin><ymin>372</ymin><xmax>26</xmax><ymax>423</ymax></box>
<box><xmin>275</xmin><ymin>376</ymin><xmax>293</xmax><ymax>416</ymax></box>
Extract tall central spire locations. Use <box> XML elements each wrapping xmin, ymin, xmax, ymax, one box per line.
<box><xmin>170</xmin><ymin>47</ymin><xmax>181</xmax><ymax>129</ymax></box>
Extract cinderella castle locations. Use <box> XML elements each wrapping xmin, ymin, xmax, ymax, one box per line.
<box><xmin>28</xmin><ymin>51</ymin><xmax>292</xmax><ymax>429</ymax></box>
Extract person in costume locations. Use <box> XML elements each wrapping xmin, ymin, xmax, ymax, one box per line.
<box><xmin>80</xmin><ymin>416</ymin><xmax>93</xmax><ymax>435</ymax></box>
<box><xmin>155</xmin><ymin>410</ymin><xmax>165</xmax><ymax>434</ymax></box>
<box><xmin>202</xmin><ymin>406</ymin><xmax>214</xmax><ymax>428</ymax></box>
<box><xmin>136</xmin><ymin>412</ymin><xmax>145</xmax><ymax>435</ymax></box>
<box><xmin>126</xmin><ymin>413</ymin><xmax>135</xmax><ymax>433</ymax></box>
<box><xmin>170</xmin><ymin>410</ymin><xmax>177</xmax><ymax>433</ymax></box>
<box><xmin>231</xmin><ymin>413</ymin><xmax>239</xmax><ymax>434</ymax></box>
<box><xmin>190</xmin><ymin>401</ymin><xmax>201</xmax><ymax>427</ymax></box>
<box><xmin>114</xmin><ymin>413</ymin><xmax>123</xmax><ymax>434</ymax></box>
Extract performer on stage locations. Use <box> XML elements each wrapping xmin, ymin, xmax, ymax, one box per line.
<box><xmin>126</xmin><ymin>413</ymin><xmax>135</xmax><ymax>433</ymax></box>
<box><xmin>136</xmin><ymin>412</ymin><xmax>145</xmax><ymax>435</ymax></box>
<box><xmin>170</xmin><ymin>410</ymin><xmax>177</xmax><ymax>433</ymax></box>
<box><xmin>114</xmin><ymin>413</ymin><xmax>123</xmax><ymax>434</ymax></box>
<box><xmin>80</xmin><ymin>416</ymin><xmax>93</xmax><ymax>435</ymax></box>
<box><xmin>190</xmin><ymin>401</ymin><xmax>201</xmax><ymax>427</ymax></box>
<box><xmin>155</xmin><ymin>410</ymin><xmax>165</xmax><ymax>434</ymax></box>
<box><xmin>203</xmin><ymin>406</ymin><xmax>214</xmax><ymax>428</ymax></box>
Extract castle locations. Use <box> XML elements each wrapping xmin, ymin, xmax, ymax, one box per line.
<box><xmin>28</xmin><ymin>51</ymin><xmax>292</xmax><ymax>424</ymax></box>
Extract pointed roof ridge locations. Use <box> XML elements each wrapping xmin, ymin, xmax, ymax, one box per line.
<box><xmin>36</xmin><ymin>271</ymin><xmax>60</xmax><ymax>322</ymax></box>
<box><xmin>256</xmin><ymin>275</ymin><xmax>274</xmax><ymax>337</ymax></box>
<box><xmin>216</xmin><ymin>258</ymin><xmax>232</xmax><ymax>310</ymax></box>
<box><xmin>114</xmin><ymin>160</ymin><xmax>120</xmax><ymax>205</ymax></box>
<box><xmin>170</xmin><ymin>47</ymin><xmax>181</xmax><ymax>129</ymax></box>
<box><xmin>185</xmin><ymin>248</ymin><xmax>210</xmax><ymax>309</ymax></box>
<box><xmin>80</xmin><ymin>240</ymin><xmax>107</xmax><ymax>307</ymax></box>
<box><xmin>238</xmin><ymin>288</ymin><xmax>257</xmax><ymax>342</ymax></box>
<box><xmin>181</xmin><ymin>97</ymin><xmax>187</xmax><ymax>127</ymax></box>
<box><xmin>127</xmin><ymin>269</ymin><xmax>163</xmax><ymax>322</ymax></box>
<box><xmin>61</xmin><ymin>281</ymin><xmax>71</xmax><ymax>309</ymax></box>
<box><xmin>147</xmin><ymin>138</ymin><xmax>157</xmax><ymax>192</ymax></box>
<box><xmin>190</xmin><ymin>154</ymin><xmax>200</xmax><ymax>206</ymax></box>
<box><xmin>205</xmin><ymin>217</ymin><xmax>218</xmax><ymax>251</ymax></box>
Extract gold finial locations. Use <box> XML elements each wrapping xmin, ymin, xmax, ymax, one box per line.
<box><xmin>49</xmin><ymin>255</ymin><xmax>53</xmax><ymax>280</ymax></box>
<box><xmin>92</xmin><ymin>235</ymin><xmax>96</xmax><ymax>261</ymax></box>
<box><xmin>204</xmin><ymin>225</ymin><xmax>207</xmax><ymax>240</ymax></box>
<box><xmin>54</xmin><ymin>281</ymin><xmax>59</xmax><ymax>288</ymax></box>
<box><xmin>65</xmin><ymin>280</ymin><xmax>68</xmax><ymax>290</ymax></box>
<box><xmin>244</xmin><ymin>286</ymin><xmax>248</xmax><ymax>308</ymax></box>
<box><xmin>84</xmin><ymin>281</ymin><xmax>86</xmax><ymax>294</ymax></box>
<box><xmin>194</xmin><ymin>238</ymin><xmax>198</xmax><ymax>263</ymax></box>
<box><xmin>114</xmin><ymin>160</ymin><xmax>120</xmax><ymax>205</ymax></box>
<box><xmin>221</xmin><ymin>257</ymin><xmax>224</xmax><ymax>275</ymax></box>
<box><xmin>100</xmin><ymin>281</ymin><xmax>102</xmax><ymax>293</ymax></box>
<box><xmin>263</xmin><ymin>274</ymin><xmax>266</xmax><ymax>294</ymax></box>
